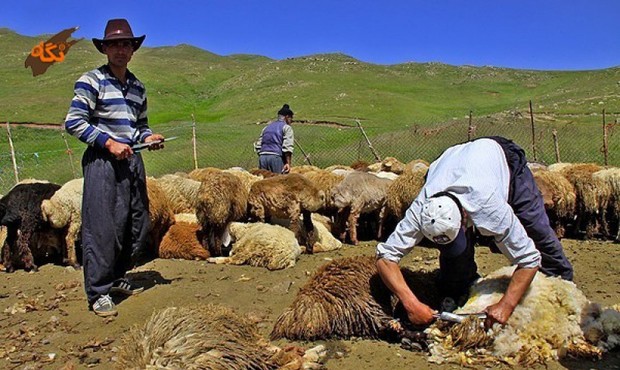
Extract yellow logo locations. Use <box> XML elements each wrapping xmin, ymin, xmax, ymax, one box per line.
<box><xmin>25</xmin><ymin>27</ymin><xmax>82</xmax><ymax>76</ymax></box>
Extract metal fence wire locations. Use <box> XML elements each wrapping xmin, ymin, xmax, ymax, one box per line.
<box><xmin>0</xmin><ymin>109</ymin><xmax>618</xmax><ymax>194</ymax></box>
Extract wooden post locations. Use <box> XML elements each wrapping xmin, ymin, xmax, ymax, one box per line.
<box><xmin>552</xmin><ymin>129</ymin><xmax>561</xmax><ymax>163</ymax></box>
<box><xmin>602</xmin><ymin>109</ymin><xmax>609</xmax><ymax>166</ymax></box>
<box><xmin>467</xmin><ymin>110</ymin><xmax>474</xmax><ymax>141</ymax></box>
<box><xmin>529</xmin><ymin>100</ymin><xmax>538</xmax><ymax>161</ymax></box>
<box><xmin>61</xmin><ymin>130</ymin><xmax>78</xmax><ymax>179</ymax></box>
<box><xmin>294</xmin><ymin>139</ymin><xmax>312</xmax><ymax>165</ymax></box>
<box><xmin>6</xmin><ymin>122</ymin><xmax>19</xmax><ymax>183</ymax></box>
<box><xmin>191</xmin><ymin>114</ymin><xmax>198</xmax><ymax>170</ymax></box>
<box><xmin>355</xmin><ymin>119</ymin><xmax>381</xmax><ymax>162</ymax></box>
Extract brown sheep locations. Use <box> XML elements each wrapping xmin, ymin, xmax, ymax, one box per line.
<box><xmin>289</xmin><ymin>164</ymin><xmax>322</xmax><ymax>174</ymax></box>
<box><xmin>533</xmin><ymin>169</ymin><xmax>577</xmax><ymax>239</ymax></box>
<box><xmin>195</xmin><ymin>171</ymin><xmax>248</xmax><ymax>256</ymax></box>
<box><xmin>116</xmin><ymin>304</ymin><xmax>326</xmax><ymax>370</ymax></box>
<box><xmin>158</xmin><ymin>221</ymin><xmax>209</xmax><ymax>260</ymax></box>
<box><xmin>250</xmin><ymin>168</ymin><xmax>280</xmax><ymax>179</ymax></box>
<box><xmin>592</xmin><ymin>167</ymin><xmax>620</xmax><ymax>242</ymax></box>
<box><xmin>330</xmin><ymin>171</ymin><xmax>393</xmax><ymax>245</ymax></box>
<box><xmin>144</xmin><ymin>178</ymin><xmax>176</xmax><ymax>257</ymax></box>
<box><xmin>554</xmin><ymin>163</ymin><xmax>610</xmax><ymax>239</ymax></box>
<box><xmin>270</xmin><ymin>255</ymin><xmax>441</xmax><ymax>341</ymax></box>
<box><xmin>247</xmin><ymin>173</ymin><xmax>325</xmax><ymax>253</ymax></box>
<box><xmin>188</xmin><ymin>166</ymin><xmax>223</xmax><ymax>182</ymax></box>
<box><xmin>152</xmin><ymin>174</ymin><xmax>201</xmax><ymax>214</ymax></box>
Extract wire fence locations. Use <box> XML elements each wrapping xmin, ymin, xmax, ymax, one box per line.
<box><xmin>0</xmin><ymin>107</ymin><xmax>618</xmax><ymax>194</ymax></box>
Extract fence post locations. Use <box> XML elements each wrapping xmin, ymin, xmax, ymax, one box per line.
<box><xmin>602</xmin><ymin>109</ymin><xmax>609</xmax><ymax>166</ymax></box>
<box><xmin>552</xmin><ymin>129</ymin><xmax>561</xmax><ymax>163</ymax></box>
<box><xmin>191</xmin><ymin>114</ymin><xmax>198</xmax><ymax>170</ymax></box>
<box><xmin>355</xmin><ymin>119</ymin><xmax>381</xmax><ymax>162</ymax></box>
<box><xmin>467</xmin><ymin>110</ymin><xmax>474</xmax><ymax>141</ymax></box>
<box><xmin>6</xmin><ymin>122</ymin><xmax>19</xmax><ymax>183</ymax></box>
<box><xmin>529</xmin><ymin>100</ymin><xmax>538</xmax><ymax>161</ymax></box>
<box><xmin>61</xmin><ymin>130</ymin><xmax>78</xmax><ymax>179</ymax></box>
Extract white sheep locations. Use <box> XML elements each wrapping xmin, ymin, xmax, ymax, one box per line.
<box><xmin>208</xmin><ymin>222</ymin><xmax>303</xmax><ymax>270</ymax></box>
<box><xmin>40</xmin><ymin>178</ymin><xmax>84</xmax><ymax>267</ymax></box>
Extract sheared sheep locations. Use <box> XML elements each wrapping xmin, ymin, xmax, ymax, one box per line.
<box><xmin>116</xmin><ymin>303</ymin><xmax>327</xmax><ymax>370</ymax></box>
<box><xmin>195</xmin><ymin>171</ymin><xmax>248</xmax><ymax>256</ymax></box>
<box><xmin>208</xmin><ymin>222</ymin><xmax>302</xmax><ymax>270</ymax></box>
<box><xmin>533</xmin><ymin>169</ymin><xmax>577</xmax><ymax>239</ymax></box>
<box><xmin>248</xmin><ymin>173</ymin><xmax>324</xmax><ymax>253</ymax></box>
<box><xmin>270</xmin><ymin>255</ymin><xmax>441</xmax><ymax>341</ymax></box>
<box><xmin>426</xmin><ymin>265</ymin><xmax>619</xmax><ymax>366</ymax></box>
<box><xmin>40</xmin><ymin>178</ymin><xmax>83</xmax><ymax>267</ymax></box>
<box><xmin>0</xmin><ymin>181</ymin><xmax>63</xmax><ymax>272</ymax></box>
<box><xmin>330</xmin><ymin>171</ymin><xmax>393</xmax><ymax>245</ymax></box>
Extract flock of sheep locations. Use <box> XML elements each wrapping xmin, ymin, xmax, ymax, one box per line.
<box><xmin>0</xmin><ymin>157</ymin><xmax>619</xmax><ymax>368</ymax></box>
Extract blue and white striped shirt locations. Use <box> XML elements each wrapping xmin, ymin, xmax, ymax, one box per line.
<box><xmin>65</xmin><ymin>65</ymin><xmax>152</xmax><ymax>148</ymax></box>
<box><xmin>377</xmin><ymin>138</ymin><xmax>541</xmax><ymax>270</ymax></box>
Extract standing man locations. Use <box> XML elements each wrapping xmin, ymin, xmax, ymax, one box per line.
<box><xmin>65</xmin><ymin>19</ymin><xmax>165</xmax><ymax>317</ymax></box>
<box><xmin>254</xmin><ymin>104</ymin><xmax>295</xmax><ymax>174</ymax></box>
<box><xmin>376</xmin><ymin>136</ymin><xmax>573</xmax><ymax>328</ymax></box>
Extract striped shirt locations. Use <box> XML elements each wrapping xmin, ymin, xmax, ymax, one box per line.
<box><xmin>65</xmin><ymin>65</ymin><xmax>152</xmax><ymax>148</ymax></box>
<box><xmin>376</xmin><ymin>138</ymin><xmax>541</xmax><ymax>269</ymax></box>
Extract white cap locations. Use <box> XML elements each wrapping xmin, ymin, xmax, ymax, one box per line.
<box><xmin>420</xmin><ymin>196</ymin><xmax>461</xmax><ymax>244</ymax></box>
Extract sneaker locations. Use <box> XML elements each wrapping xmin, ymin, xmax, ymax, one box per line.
<box><xmin>110</xmin><ymin>278</ymin><xmax>144</xmax><ymax>296</ymax></box>
<box><xmin>92</xmin><ymin>294</ymin><xmax>117</xmax><ymax>317</ymax></box>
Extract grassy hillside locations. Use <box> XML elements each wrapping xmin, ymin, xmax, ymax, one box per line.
<box><xmin>2</xmin><ymin>28</ymin><xmax>619</xmax><ymax>126</ymax></box>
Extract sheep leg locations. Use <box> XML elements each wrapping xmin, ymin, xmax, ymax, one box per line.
<box><xmin>348</xmin><ymin>206</ymin><xmax>361</xmax><ymax>245</ymax></box>
<box><xmin>302</xmin><ymin>210</ymin><xmax>315</xmax><ymax>254</ymax></box>
<box><xmin>18</xmin><ymin>229</ymin><xmax>37</xmax><ymax>271</ymax></box>
<box><xmin>377</xmin><ymin>205</ymin><xmax>387</xmax><ymax>241</ymax></box>
<box><xmin>1</xmin><ymin>231</ymin><xmax>15</xmax><ymax>272</ymax></box>
<box><xmin>335</xmin><ymin>208</ymin><xmax>350</xmax><ymax>242</ymax></box>
<box><xmin>288</xmin><ymin>204</ymin><xmax>307</xmax><ymax>251</ymax></box>
<box><xmin>64</xmin><ymin>222</ymin><xmax>80</xmax><ymax>267</ymax></box>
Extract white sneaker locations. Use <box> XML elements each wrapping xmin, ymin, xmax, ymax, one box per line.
<box><xmin>92</xmin><ymin>294</ymin><xmax>117</xmax><ymax>317</ymax></box>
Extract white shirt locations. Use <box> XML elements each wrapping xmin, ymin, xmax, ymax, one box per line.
<box><xmin>376</xmin><ymin>138</ymin><xmax>541</xmax><ymax>269</ymax></box>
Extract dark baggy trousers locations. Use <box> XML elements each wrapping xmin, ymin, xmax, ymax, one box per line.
<box><xmin>438</xmin><ymin>136</ymin><xmax>574</xmax><ymax>299</ymax></box>
<box><xmin>259</xmin><ymin>153</ymin><xmax>285</xmax><ymax>174</ymax></box>
<box><xmin>81</xmin><ymin>147</ymin><xmax>150</xmax><ymax>305</ymax></box>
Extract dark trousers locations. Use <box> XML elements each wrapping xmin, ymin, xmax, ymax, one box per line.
<box><xmin>438</xmin><ymin>137</ymin><xmax>574</xmax><ymax>298</ymax></box>
<box><xmin>259</xmin><ymin>154</ymin><xmax>284</xmax><ymax>174</ymax></box>
<box><xmin>81</xmin><ymin>147</ymin><xmax>150</xmax><ymax>305</ymax></box>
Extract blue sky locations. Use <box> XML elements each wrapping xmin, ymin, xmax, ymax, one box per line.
<box><xmin>2</xmin><ymin>0</ymin><xmax>619</xmax><ymax>70</ymax></box>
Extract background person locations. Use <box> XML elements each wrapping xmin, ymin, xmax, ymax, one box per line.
<box><xmin>375</xmin><ymin>136</ymin><xmax>573</xmax><ymax>328</ymax></box>
<box><xmin>65</xmin><ymin>18</ymin><xmax>165</xmax><ymax>317</ymax></box>
<box><xmin>254</xmin><ymin>104</ymin><xmax>295</xmax><ymax>174</ymax></box>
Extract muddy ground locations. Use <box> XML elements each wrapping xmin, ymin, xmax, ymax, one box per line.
<box><xmin>0</xmin><ymin>239</ymin><xmax>618</xmax><ymax>370</ymax></box>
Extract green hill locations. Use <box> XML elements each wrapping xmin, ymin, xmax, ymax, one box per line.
<box><xmin>2</xmin><ymin>28</ymin><xmax>619</xmax><ymax>126</ymax></box>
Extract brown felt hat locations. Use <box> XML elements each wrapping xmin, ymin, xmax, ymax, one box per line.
<box><xmin>92</xmin><ymin>19</ymin><xmax>146</xmax><ymax>53</ymax></box>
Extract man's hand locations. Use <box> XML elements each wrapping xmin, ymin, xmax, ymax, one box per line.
<box><xmin>484</xmin><ymin>266</ymin><xmax>538</xmax><ymax>329</ymax></box>
<box><xmin>145</xmin><ymin>134</ymin><xmax>165</xmax><ymax>151</ymax></box>
<box><xmin>105</xmin><ymin>138</ymin><xmax>133</xmax><ymax>160</ymax></box>
<box><xmin>484</xmin><ymin>300</ymin><xmax>514</xmax><ymax>328</ymax></box>
<box><xmin>282</xmin><ymin>163</ymin><xmax>291</xmax><ymax>174</ymax></box>
<box><xmin>404</xmin><ymin>300</ymin><xmax>437</xmax><ymax>326</ymax></box>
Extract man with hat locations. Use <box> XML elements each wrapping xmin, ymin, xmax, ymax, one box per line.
<box><xmin>375</xmin><ymin>136</ymin><xmax>573</xmax><ymax>328</ymax></box>
<box><xmin>254</xmin><ymin>104</ymin><xmax>295</xmax><ymax>174</ymax></box>
<box><xmin>65</xmin><ymin>19</ymin><xmax>165</xmax><ymax>317</ymax></box>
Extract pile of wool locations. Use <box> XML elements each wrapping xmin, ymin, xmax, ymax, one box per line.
<box><xmin>116</xmin><ymin>303</ymin><xmax>326</xmax><ymax>370</ymax></box>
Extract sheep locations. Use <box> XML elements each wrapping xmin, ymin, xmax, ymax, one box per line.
<box><xmin>0</xmin><ymin>181</ymin><xmax>63</xmax><ymax>272</ymax></box>
<box><xmin>250</xmin><ymin>168</ymin><xmax>280</xmax><ymax>178</ymax></box>
<box><xmin>330</xmin><ymin>171</ymin><xmax>393</xmax><ymax>245</ymax></box>
<box><xmin>425</xmin><ymin>265</ymin><xmax>620</xmax><ymax>367</ymax></box>
<box><xmin>592</xmin><ymin>167</ymin><xmax>620</xmax><ymax>242</ymax></box>
<box><xmin>188</xmin><ymin>166</ymin><xmax>223</xmax><ymax>182</ymax></box>
<box><xmin>323</xmin><ymin>164</ymin><xmax>353</xmax><ymax>173</ymax></box>
<box><xmin>208</xmin><ymin>222</ymin><xmax>303</xmax><ymax>270</ymax></box>
<box><xmin>264</xmin><ymin>214</ymin><xmax>342</xmax><ymax>254</ymax></box>
<box><xmin>405</xmin><ymin>159</ymin><xmax>430</xmax><ymax>171</ymax></box>
<box><xmin>289</xmin><ymin>164</ymin><xmax>322</xmax><ymax>174</ymax></box>
<box><xmin>195</xmin><ymin>171</ymin><xmax>248</xmax><ymax>257</ymax></box>
<box><xmin>158</xmin><ymin>220</ymin><xmax>209</xmax><ymax>260</ymax></box>
<box><xmin>116</xmin><ymin>303</ymin><xmax>327</xmax><ymax>370</ymax></box>
<box><xmin>143</xmin><ymin>178</ymin><xmax>176</xmax><ymax>260</ymax></box>
<box><xmin>554</xmin><ymin>163</ymin><xmax>610</xmax><ymax>239</ymax></box>
<box><xmin>40</xmin><ymin>178</ymin><xmax>84</xmax><ymax>267</ymax></box>
<box><xmin>379</xmin><ymin>156</ymin><xmax>407</xmax><ymax>175</ymax></box>
<box><xmin>153</xmin><ymin>174</ymin><xmax>201</xmax><ymax>214</ymax></box>
<box><xmin>247</xmin><ymin>173</ymin><xmax>325</xmax><ymax>253</ymax></box>
<box><xmin>533</xmin><ymin>169</ymin><xmax>577</xmax><ymax>239</ymax></box>
<box><xmin>270</xmin><ymin>255</ymin><xmax>441</xmax><ymax>341</ymax></box>
<box><xmin>223</xmin><ymin>167</ymin><xmax>264</xmax><ymax>193</ymax></box>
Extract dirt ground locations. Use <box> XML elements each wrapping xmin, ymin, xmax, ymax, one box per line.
<box><xmin>0</xmin><ymin>239</ymin><xmax>618</xmax><ymax>370</ymax></box>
